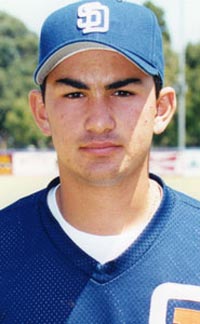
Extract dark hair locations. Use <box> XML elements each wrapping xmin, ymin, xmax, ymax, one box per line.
<box><xmin>40</xmin><ymin>75</ymin><xmax>162</xmax><ymax>102</ymax></box>
<box><xmin>40</xmin><ymin>77</ymin><xmax>47</xmax><ymax>103</ymax></box>
<box><xmin>154</xmin><ymin>75</ymin><xmax>163</xmax><ymax>98</ymax></box>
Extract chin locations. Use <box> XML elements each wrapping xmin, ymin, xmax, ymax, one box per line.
<box><xmin>78</xmin><ymin>169</ymin><xmax>127</xmax><ymax>187</ymax></box>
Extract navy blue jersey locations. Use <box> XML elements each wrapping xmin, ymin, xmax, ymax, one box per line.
<box><xmin>1</xmin><ymin>175</ymin><xmax>200</xmax><ymax>323</ymax></box>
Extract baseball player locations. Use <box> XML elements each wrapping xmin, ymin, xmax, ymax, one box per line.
<box><xmin>1</xmin><ymin>1</ymin><xmax>200</xmax><ymax>323</ymax></box>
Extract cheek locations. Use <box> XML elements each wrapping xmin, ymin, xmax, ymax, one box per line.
<box><xmin>123</xmin><ymin>103</ymin><xmax>153</xmax><ymax>132</ymax></box>
<box><xmin>47</xmin><ymin>101</ymin><xmax>81</xmax><ymax>133</ymax></box>
<box><xmin>125</xmin><ymin>105</ymin><xmax>155</xmax><ymax>148</ymax></box>
<box><xmin>47</xmin><ymin>112</ymin><xmax>75</xmax><ymax>151</ymax></box>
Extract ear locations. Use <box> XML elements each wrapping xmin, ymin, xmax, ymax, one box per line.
<box><xmin>153</xmin><ymin>87</ymin><xmax>176</xmax><ymax>135</ymax></box>
<box><xmin>29</xmin><ymin>90</ymin><xmax>52</xmax><ymax>136</ymax></box>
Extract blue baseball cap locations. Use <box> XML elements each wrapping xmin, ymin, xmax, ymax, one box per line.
<box><xmin>34</xmin><ymin>0</ymin><xmax>164</xmax><ymax>85</ymax></box>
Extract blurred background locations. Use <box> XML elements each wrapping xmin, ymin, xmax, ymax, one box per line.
<box><xmin>1</xmin><ymin>0</ymin><xmax>200</xmax><ymax>208</ymax></box>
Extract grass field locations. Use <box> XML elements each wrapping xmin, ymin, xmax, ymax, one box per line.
<box><xmin>1</xmin><ymin>175</ymin><xmax>200</xmax><ymax>209</ymax></box>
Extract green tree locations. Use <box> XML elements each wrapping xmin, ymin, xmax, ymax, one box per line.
<box><xmin>185</xmin><ymin>43</ymin><xmax>200</xmax><ymax>146</ymax></box>
<box><xmin>0</xmin><ymin>12</ymin><xmax>49</xmax><ymax>148</ymax></box>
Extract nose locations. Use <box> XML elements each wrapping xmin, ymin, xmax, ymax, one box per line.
<box><xmin>84</xmin><ymin>98</ymin><xmax>116</xmax><ymax>134</ymax></box>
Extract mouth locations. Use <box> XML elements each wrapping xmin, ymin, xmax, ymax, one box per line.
<box><xmin>80</xmin><ymin>142</ymin><xmax>122</xmax><ymax>156</ymax></box>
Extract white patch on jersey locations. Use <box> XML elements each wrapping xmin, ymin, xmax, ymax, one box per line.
<box><xmin>77</xmin><ymin>2</ymin><xmax>109</xmax><ymax>34</ymax></box>
<box><xmin>149</xmin><ymin>282</ymin><xmax>200</xmax><ymax>324</ymax></box>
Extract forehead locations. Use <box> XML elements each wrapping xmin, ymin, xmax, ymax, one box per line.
<box><xmin>47</xmin><ymin>49</ymin><xmax>150</xmax><ymax>82</ymax></box>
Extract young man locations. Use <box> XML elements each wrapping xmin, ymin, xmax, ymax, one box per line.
<box><xmin>1</xmin><ymin>1</ymin><xmax>200</xmax><ymax>323</ymax></box>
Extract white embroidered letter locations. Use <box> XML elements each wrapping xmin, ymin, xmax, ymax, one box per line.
<box><xmin>77</xmin><ymin>2</ymin><xmax>109</xmax><ymax>34</ymax></box>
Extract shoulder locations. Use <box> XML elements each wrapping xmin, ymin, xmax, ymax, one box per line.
<box><xmin>0</xmin><ymin>178</ymin><xmax>59</xmax><ymax>271</ymax></box>
<box><xmin>170</xmin><ymin>186</ymin><xmax>200</xmax><ymax>211</ymax></box>
<box><xmin>162</xmin><ymin>182</ymin><xmax>200</xmax><ymax>234</ymax></box>
<box><xmin>0</xmin><ymin>179</ymin><xmax>59</xmax><ymax>227</ymax></box>
<box><xmin>0</xmin><ymin>177</ymin><xmax>59</xmax><ymax>231</ymax></box>
<box><xmin>0</xmin><ymin>188</ymin><xmax>46</xmax><ymax>217</ymax></box>
<box><xmin>0</xmin><ymin>177</ymin><xmax>59</xmax><ymax>218</ymax></box>
<box><xmin>152</xmin><ymin>173</ymin><xmax>200</xmax><ymax>210</ymax></box>
<box><xmin>151</xmin><ymin>173</ymin><xmax>200</xmax><ymax>224</ymax></box>
<box><xmin>0</xmin><ymin>189</ymin><xmax>46</xmax><ymax>271</ymax></box>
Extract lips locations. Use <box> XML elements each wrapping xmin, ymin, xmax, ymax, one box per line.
<box><xmin>80</xmin><ymin>141</ymin><xmax>122</xmax><ymax>155</ymax></box>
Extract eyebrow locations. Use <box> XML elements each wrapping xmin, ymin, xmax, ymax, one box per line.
<box><xmin>56</xmin><ymin>78</ymin><xmax>89</xmax><ymax>90</ymax></box>
<box><xmin>106</xmin><ymin>78</ymin><xmax>142</xmax><ymax>90</ymax></box>
<box><xmin>55</xmin><ymin>77</ymin><xmax>141</xmax><ymax>90</ymax></box>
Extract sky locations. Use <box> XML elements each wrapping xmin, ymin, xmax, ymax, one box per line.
<box><xmin>0</xmin><ymin>0</ymin><xmax>200</xmax><ymax>52</ymax></box>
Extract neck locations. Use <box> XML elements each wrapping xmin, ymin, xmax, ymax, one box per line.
<box><xmin>56</xmin><ymin>172</ymin><xmax>162</xmax><ymax>236</ymax></box>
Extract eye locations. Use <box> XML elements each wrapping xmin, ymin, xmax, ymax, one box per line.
<box><xmin>113</xmin><ymin>90</ymin><xmax>134</xmax><ymax>97</ymax></box>
<box><xmin>64</xmin><ymin>92</ymin><xmax>85</xmax><ymax>99</ymax></box>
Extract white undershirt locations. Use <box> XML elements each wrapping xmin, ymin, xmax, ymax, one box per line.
<box><xmin>47</xmin><ymin>185</ymin><xmax>150</xmax><ymax>264</ymax></box>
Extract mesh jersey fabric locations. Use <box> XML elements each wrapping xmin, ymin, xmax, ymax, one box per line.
<box><xmin>1</xmin><ymin>174</ymin><xmax>200</xmax><ymax>323</ymax></box>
